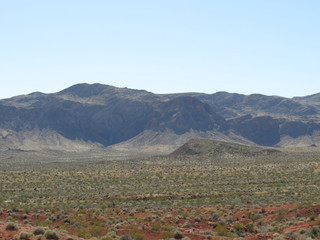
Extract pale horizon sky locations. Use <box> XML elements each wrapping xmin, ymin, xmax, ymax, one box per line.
<box><xmin>1</xmin><ymin>1</ymin><xmax>320</xmax><ymax>99</ymax></box>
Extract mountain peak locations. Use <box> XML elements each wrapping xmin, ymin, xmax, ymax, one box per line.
<box><xmin>58</xmin><ymin>83</ymin><xmax>117</xmax><ymax>97</ymax></box>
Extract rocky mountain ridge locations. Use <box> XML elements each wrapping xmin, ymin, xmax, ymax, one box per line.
<box><xmin>1</xmin><ymin>83</ymin><xmax>320</xmax><ymax>153</ymax></box>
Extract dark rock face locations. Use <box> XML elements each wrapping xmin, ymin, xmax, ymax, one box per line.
<box><xmin>229</xmin><ymin>115</ymin><xmax>281</xmax><ymax>146</ymax></box>
<box><xmin>279</xmin><ymin>121</ymin><xmax>320</xmax><ymax>138</ymax></box>
<box><xmin>1</xmin><ymin>83</ymin><xmax>320</xmax><ymax>148</ymax></box>
<box><xmin>228</xmin><ymin>115</ymin><xmax>320</xmax><ymax>146</ymax></box>
<box><xmin>147</xmin><ymin>96</ymin><xmax>228</xmax><ymax>134</ymax></box>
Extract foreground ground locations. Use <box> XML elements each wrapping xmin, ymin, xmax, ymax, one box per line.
<box><xmin>0</xmin><ymin>204</ymin><xmax>320</xmax><ymax>239</ymax></box>
<box><xmin>0</xmin><ymin>146</ymin><xmax>320</xmax><ymax>239</ymax></box>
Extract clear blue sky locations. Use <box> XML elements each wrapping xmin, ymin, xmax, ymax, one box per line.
<box><xmin>1</xmin><ymin>0</ymin><xmax>319</xmax><ymax>99</ymax></box>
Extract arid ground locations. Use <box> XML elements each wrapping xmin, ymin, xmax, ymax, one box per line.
<box><xmin>0</xmin><ymin>144</ymin><xmax>320</xmax><ymax>239</ymax></box>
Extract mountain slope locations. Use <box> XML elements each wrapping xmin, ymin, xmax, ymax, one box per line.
<box><xmin>165</xmin><ymin>92</ymin><xmax>318</xmax><ymax>119</ymax></box>
<box><xmin>146</xmin><ymin>96</ymin><xmax>228</xmax><ymax>134</ymax></box>
<box><xmin>109</xmin><ymin>129</ymin><xmax>254</xmax><ymax>155</ymax></box>
<box><xmin>0</xmin><ymin>128</ymin><xmax>102</xmax><ymax>152</ymax></box>
<box><xmin>0</xmin><ymin>83</ymin><xmax>230</xmax><ymax>150</ymax></box>
<box><xmin>1</xmin><ymin>83</ymin><xmax>320</xmax><ymax>152</ymax></box>
<box><xmin>294</xmin><ymin>92</ymin><xmax>320</xmax><ymax>103</ymax></box>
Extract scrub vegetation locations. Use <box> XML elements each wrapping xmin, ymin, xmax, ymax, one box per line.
<box><xmin>0</xmin><ymin>143</ymin><xmax>320</xmax><ymax>239</ymax></box>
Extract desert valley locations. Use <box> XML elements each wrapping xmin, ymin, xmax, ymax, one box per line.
<box><xmin>0</xmin><ymin>84</ymin><xmax>320</xmax><ymax>240</ymax></box>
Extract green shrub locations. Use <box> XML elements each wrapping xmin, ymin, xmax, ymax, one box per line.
<box><xmin>309</xmin><ymin>226</ymin><xmax>320</xmax><ymax>238</ymax></box>
<box><xmin>245</xmin><ymin>223</ymin><xmax>255</xmax><ymax>232</ymax></box>
<box><xmin>216</xmin><ymin>225</ymin><xmax>233</xmax><ymax>237</ymax></box>
<box><xmin>300</xmin><ymin>229</ymin><xmax>307</xmax><ymax>234</ymax></box>
<box><xmin>129</xmin><ymin>227</ymin><xmax>144</xmax><ymax>240</ymax></box>
<box><xmin>19</xmin><ymin>232</ymin><xmax>32</xmax><ymax>240</ymax></box>
<box><xmin>119</xmin><ymin>236</ymin><xmax>131</xmax><ymax>240</ymax></box>
<box><xmin>5</xmin><ymin>222</ymin><xmax>17</xmax><ymax>231</ymax></box>
<box><xmin>233</xmin><ymin>222</ymin><xmax>245</xmax><ymax>236</ymax></box>
<box><xmin>45</xmin><ymin>230</ymin><xmax>59</xmax><ymax>240</ymax></box>
<box><xmin>33</xmin><ymin>227</ymin><xmax>45</xmax><ymax>235</ymax></box>
<box><xmin>159</xmin><ymin>232</ymin><xmax>173</xmax><ymax>239</ymax></box>
<box><xmin>100</xmin><ymin>236</ymin><xmax>113</xmax><ymax>240</ymax></box>
<box><xmin>173</xmin><ymin>231</ymin><xmax>183</xmax><ymax>239</ymax></box>
<box><xmin>151</xmin><ymin>223</ymin><xmax>161</xmax><ymax>231</ymax></box>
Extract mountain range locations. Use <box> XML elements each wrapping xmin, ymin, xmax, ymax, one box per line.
<box><xmin>1</xmin><ymin>83</ymin><xmax>320</xmax><ymax>154</ymax></box>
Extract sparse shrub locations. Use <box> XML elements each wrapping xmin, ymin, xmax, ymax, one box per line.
<box><xmin>159</xmin><ymin>231</ymin><xmax>173</xmax><ymax>239</ymax></box>
<box><xmin>285</xmin><ymin>232</ymin><xmax>298</xmax><ymax>239</ymax></box>
<box><xmin>119</xmin><ymin>236</ymin><xmax>131</xmax><ymax>240</ymax></box>
<box><xmin>274</xmin><ymin>237</ymin><xmax>285</xmax><ymax>240</ymax></box>
<box><xmin>211</xmin><ymin>213</ymin><xmax>219</xmax><ymax>220</ymax></box>
<box><xmin>216</xmin><ymin>224</ymin><xmax>233</xmax><ymax>237</ymax></box>
<box><xmin>107</xmin><ymin>230</ymin><xmax>117</xmax><ymax>238</ymax></box>
<box><xmin>100</xmin><ymin>236</ymin><xmax>113</xmax><ymax>240</ymax></box>
<box><xmin>257</xmin><ymin>221</ymin><xmax>264</xmax><ymax>227</ymax></box>
<box><xmin>194</xmin><ymin>215</ymin><xmax>202</xmax><ymax>222</ymax></box>
<box><xmin>308</xmin><ymin>226</ymin><xmax>320</xmax><ymax>239</ymax></box>
<box><xmin>210</xmin><ymin>222</ymin><xmax>218</xmax><ymax>228</ymax></box>
<box><xmin>245</xmin><ymin>223</ymin><xmax>254</xmax><ymax>232</ymax></box>
<box><xmin>33</xmin><ymin>227</ymin><xmax>45</xmax><ymax>235</ymax></box>
<box><xmin>115</xmin><ymin>223</ymin><xmax>122</xmax><ymax>229</ymax></box>
<box><xmin>19</xmin><ymin>232</ymin><xmax>32</xmax><ymax>240</ymax></box>
<box><xmin>45</xmin><ymin>230</ymin><xmax>59</xmax><ymax>240</ymax></box>
<box><xmin>76</xmin><ymin>225</ymin><xmax>105</xmax><ymax>237</ymax></box>
<box><xmin>232</xmin><ymin>222</ymin><xmax>244</xmax><ymax>236</ymax></box>
<box><xmin>182</xmin><ymin>221</ymin><xmax>191</xmax><ymax>228</ymax></box>
<box><xmin>247</xmin><ymin>212</ymin><xmax>262</xmax><ymax>222</ymax></box>
<box><xmin>173</xmin><ymin>231</ymin><xmax>183</xmax><ymax>239</ymax></box>
<box><xmin>151</xmin><ymin>223</ymin><xmax>161</xmax><ymax>231</ymax></box>
<box><xmin>5</xmin><ymin>222</ymin><xmax>17</xmax><ymax>231</ymax></box>
<box><xmin>300</xmin><ymin>229</ymin><xmax>307</xmax><ymax>234</ymax></box>
<box><xmin>10</xmin><ymin>213</ymin><xmax>18</xmax><ymax>219</ymax></box>
<box><xmin>259</xmin><ymin>208</ymin><xmax>266</xmax><ymax>214</ymax></box>
<box><xmin>202</xmin><ymin>230</ymin><xmax>213</xmax><ymax>235</ymax></box>
<box><xmin>129</xmin><ymin>227</ymin><xmax>144</xmax><ymax>240</ymax></box>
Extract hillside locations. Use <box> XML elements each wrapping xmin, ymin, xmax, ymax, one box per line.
<box><xmin>170</xmin><ymin>139</ymin><xmax>280</xmax><ymax>158</ymax></box>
